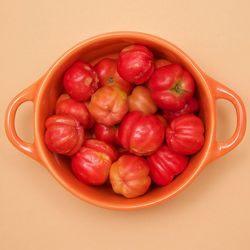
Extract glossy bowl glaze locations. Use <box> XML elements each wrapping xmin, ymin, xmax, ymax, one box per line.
<box><xmin>5</xmin><ymin>32</ymin><xmax>246</xmax><ymax>210</ymax></box>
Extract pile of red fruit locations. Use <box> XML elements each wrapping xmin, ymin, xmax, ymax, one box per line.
<box><xmin>44</xmin><ymin>44</ymin><xmax>205</xmax><ymax>198</ymax></box>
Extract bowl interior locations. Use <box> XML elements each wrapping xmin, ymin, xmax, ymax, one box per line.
<box><xmin>36</xmin><ymin>33</ymin><xmax>213</xmax><ymax>209</ymax></box>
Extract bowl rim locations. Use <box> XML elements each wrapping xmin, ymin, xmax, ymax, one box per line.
<box><xmin>34</xmin><ymin>31</ymin><xmax>215</xmax><ymax>210</ymax></box>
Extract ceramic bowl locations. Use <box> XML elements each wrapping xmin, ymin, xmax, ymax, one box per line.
<box><xmin>5</xmin><ymin>32</ymin><xmax>246</xmax><ymax>210</ymax></box>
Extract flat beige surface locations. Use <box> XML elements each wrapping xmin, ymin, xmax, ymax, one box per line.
<box><xmin>1</xmin><ymin>0</ymin><xmax>249</xmax><ymax>249</ymax></box>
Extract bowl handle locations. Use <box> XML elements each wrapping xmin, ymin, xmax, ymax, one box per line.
<box><xmin>206</xmin><ymin>75</ymin><xmax>247</xmax><ymax>162</ymax></box>
<box><xmin>5</xmin><ymin>80</ymin><xmax>42</xmax><ymax>163</ymax></box>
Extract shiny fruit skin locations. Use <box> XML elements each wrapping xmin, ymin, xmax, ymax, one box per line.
<box><xmin>94</xmin><ymin>58</ymin><xmax>133</xmax><ymax>94</ymax></box>
<box><xmin>117</xmin><ymin>45</ymin><xmax>154</xmax><ymax>84</ymax></box>
<box><xmin>63</xmin><ymin>61</ymin><xmax>99</xmax><ymax>101</ymax></box>
<box><xmin>71</xmin><ymin>139</ymin><xmax>118</xmax><ymax>185</ymax></box>
<box><xmin>162</xmin><ymin>98</ymin><xmax>199</xmax><ymax>122</ymax></box>
<box><xmin>155</xmin><ymin>59</ymin><xmax>171</xmax><ymax>69</ymax></box>
<box><xmin>118</xmin><ymin>111</ymin><xmax>165</xmax><ymax>156</ymax></box>
<box><xmin>128</xmin><ymin>86</ymin><xmax>157</xmax><ymax>115</ymax></box>
<box><xmin>147</xmin><ymin>145</ymin><xmax>188</xmax><ymax>186</ymax></box>
<box><xmin>94</xmin><ymin>123</ymin><xmax>119</xmax><ymax>145</ymax></box>
<box><xmin>166</xmin><ymin>114</ymin><xmax>205</xmax><ymax>155</ymax></box>
<box><xmin>44</xmin><ymin>115</ymin><xmax>84</xmax><ymax>156</ymax></box>
<box><xmin>56</xmin><ymin>94</ymin><xmax>94</xmax><ymax>128</ymax></box>
<box><xmin>110</xmin><ymin>154</ymin><xmax>151</xmax><ymax>198</ymax></box>
<box><xmin>148</xmin><ymin>64</ymin><xmax>195</xmax><ymax>111</ymax></box>
<box><xmin>88</xmin><ymin>85</ymin><xmax>128</xmax><ymax>126</ymax></box>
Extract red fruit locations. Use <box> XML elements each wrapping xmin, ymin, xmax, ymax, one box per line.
<box><xmin>128</xmin><ymin>86</ymin><xmax>157</xmax><ymax>115</ymax></box>
<box><xmin>84</xmin><ymin>139</ymin><xmax>118</xmax><ymax>162</ymax></box>
<box><xmin>166</xmin><ymin>114</ymin><xmax>205</xmax><ymax>155</ymax></box>
<box><xmin>118</xmin><ymin>111</ymin><xmax>165</xmax><ymax>156</ymax></box>
<box><xmin>117</xmin><ymin>45</ymin><xmax>154</xmax><ymax>84</ymax></box>
<box><xmin>71</xmin><ymin>139</ymin><xmax>118</xmax><ymax>185</ymax></box>
<box><xmin>162</xmin><ymin>98</ymin><xmax>199</xmax><ymax>122</ymax></box>
<box><xmin>155</xmin><ymin>114</ymin><xmax>168</xmax><ymax>127</ymax></box>
<box><xmin>109</xmin><ymin>154</ymin><xmax>151</xmax><ymax>198</ymax></box>
<box><xmin>56</xmin><ymin>94</ymin><xmax>94</xmax><ymax>128</ymax></box>
<box><xmin>44</xmin><ymin>115</ymin><xmax>84</xmax><ymax>156</ymax></box>
<box><xmin>94</xmin><ymin>58</ymin><xmax>133</xmax><ymax>94</ymax></box>
<box><xmin>148</xmin><ymin>64</ymin><xmax>195</xmax><ymax>111</ymax></box>
<box><xmin>147</xmin><ymin>145</ymin><xmax>189</xmax><ymax>186</ymax></box>
<box><xmin>94</xmin><ymin>123</ymin><xmax>119</xmax><ymax>145</ymax></box>
<box><xmin>88</xmin><ymin>85</ymin><xmax>128</xmax><ymax>126</ymax></box>
<box><xmin>63</xmin><ymin>61</ymin><xmax>99</xmax><ymax>101</ymax></box>
<box><xmin>56</xmin><ymin>93</ymin><xmax>70</xmax><ymax>103</ymax></box>
<box><xmin>155</xmin><ymin>59</ymin><xmax>171</xmax><ymax>69</ymax></box>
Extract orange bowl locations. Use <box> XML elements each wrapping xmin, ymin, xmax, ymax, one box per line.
<box><xmin>5</xmin><ymin>32</ymin><xmax>246</xmax><ymax>210</ymax></box>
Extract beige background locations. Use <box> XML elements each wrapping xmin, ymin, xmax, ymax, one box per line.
<box><xmin>1</xmin><ymin>0</ymin><xmax>249</xmax><ymax>249</ymax></box>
